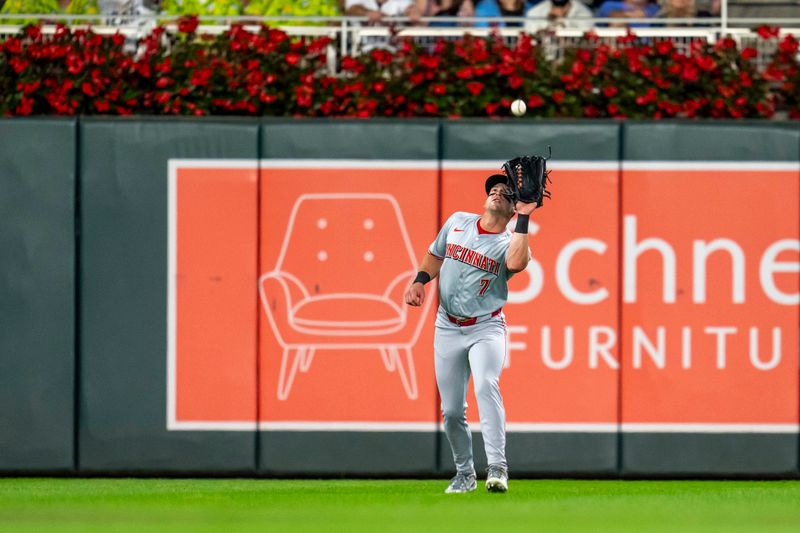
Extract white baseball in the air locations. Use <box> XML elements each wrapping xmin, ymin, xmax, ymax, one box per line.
<box><xmin>511</xmin><ymin>99</ymin><xmax>527</xmax><ymax>117</ymax></box>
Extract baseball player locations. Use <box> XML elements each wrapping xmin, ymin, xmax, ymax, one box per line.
<box><xmin>404</xmin><ymin>173</ymin><xmax>536</xmax><ymax>494</ymax></box>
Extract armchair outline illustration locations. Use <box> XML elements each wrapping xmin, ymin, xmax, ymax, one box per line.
<box><xmin>258</xmin><ymin>193</ymin><xmax>434</xmax><ymax>401</ymax></box>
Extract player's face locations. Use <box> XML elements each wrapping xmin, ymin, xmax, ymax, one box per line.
<box><xmin>485</xmin><ymin>184</ymin><xmax>515</xmax><ymax>216</ymax></box>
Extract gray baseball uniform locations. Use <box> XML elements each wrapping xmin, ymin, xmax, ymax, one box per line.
<box><xmin>429</xmin><ymin>211</ymin><xmax>521</xmax><ymax>474</ymax></box>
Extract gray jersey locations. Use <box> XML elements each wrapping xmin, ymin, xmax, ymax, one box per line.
<box><xmin>430</xmin><ymin>212</ymin><xmax>521</xmax><ymax>318</ymax></box>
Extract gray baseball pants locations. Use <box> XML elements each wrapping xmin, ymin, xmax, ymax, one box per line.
<box><xmin>434</xmin><ymin>310</ymin><xmax>508</xmax><ymax>474</ymax></box>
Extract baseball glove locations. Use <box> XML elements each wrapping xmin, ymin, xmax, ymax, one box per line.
<box><xmin>501</xmin><ymin>149</ymin><xmax>552</xmax><ymax>207</ymax></box>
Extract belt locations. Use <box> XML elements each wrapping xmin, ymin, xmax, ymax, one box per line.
<box><xmin>446</xmin><ymin>308</ymin><xmax>502</xmax><ymax>327</ymax></box>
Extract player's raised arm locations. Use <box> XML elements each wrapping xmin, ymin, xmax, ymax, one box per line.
<box><xmin>506</xmin><ymin>201</ymin><xmax>536</xmax><ymax>273</ymax></box>
<box><xmin>404</xmin><ymin>251</ymin><xmax>443</xmax><ymax>307</ymax></box>
<box><xmin>504</xmin><ymin>153</ymin><xmax>550</xmax><ymax>274</ymax></box>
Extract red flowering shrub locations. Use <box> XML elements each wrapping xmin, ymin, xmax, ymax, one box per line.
<box><xmin>132</xmin><ymin>20</ymin><xmax>331</xmax><ymax>116</ymax></box>
<box><xmin>0</xmin><ymin>18</ymin><xmax>796</xmax><ymax>118</ymax></box>
<box><xmin>763</xmin><ymin>31</ymin><xmax>800</xmax><ymax>118</ymax></box>
<box><xmin>0</xmin><ymin>16</ymin><xmax>332</xmax><ymax>116</ymax></box>
<box><xmin>552</xmin><ymin>33</ymin><xmax>773</xmax><ymax>119</ymax></box>
<box><xmin>315</xmin><ymin>33</ymin><xmax>552</xmax><ymax>118</ymax></box>
<box><xmin>0</xmin><ymin>24</ymin><xmax>136</xmax><ymax>116</ymax></box>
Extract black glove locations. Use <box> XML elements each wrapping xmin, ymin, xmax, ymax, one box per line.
<box><xmin>502</xmin><ymin>151</ymin><xmax>552</xmax><ymax>207</ymax></box>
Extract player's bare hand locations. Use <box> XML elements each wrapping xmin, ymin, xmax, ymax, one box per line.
<box><xmin>404</xmin><ymin>283</ymin><xmax>425</xmax><ymax>307</ymax></box>
<box><xmin>515</xmin><ymin>201</ymin><xmax>538</xmax><ymax>216</ymax></box>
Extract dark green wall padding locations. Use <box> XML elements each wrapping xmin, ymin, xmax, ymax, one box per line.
<box><xmin>78</xmin><ymin>120</ymin><xmax>259</xmax><ymax>472</ymax></box>
<box><xmin>0</xmin><ymin>119</ymin><xmax>76</xmax><ymax>472</ymax></box>
<box><xmin>0</xmin><ymin>119</ymin><xmax>797</xmax><ymax>477</ymax></box>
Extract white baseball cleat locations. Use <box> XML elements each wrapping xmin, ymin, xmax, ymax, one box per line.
<box><xmin>444</xmin><ymin>472</ymin><xmax>477</xmax><ymax>494</ymax></box>
<box><xmin>485</xmin><ymin>464</ymin><xmax>508</xmax><ymax>493</ymax></box>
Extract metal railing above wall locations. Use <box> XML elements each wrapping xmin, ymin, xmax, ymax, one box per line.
<box><xmin>1</xmin><ymin>15</ymin><xmax>799</xmax><ymax>72</ymax></box>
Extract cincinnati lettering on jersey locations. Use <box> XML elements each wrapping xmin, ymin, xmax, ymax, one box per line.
<box><xmin>444</xmin><ymin>243</ymin><xmax>500</xmax><ymax>275</ymax></box>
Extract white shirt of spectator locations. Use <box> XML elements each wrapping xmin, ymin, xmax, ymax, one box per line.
<box><xmin>345</xmin><ymin>0</ymin><xmax>414</xmax><ymax>16</ymax></box>
<box><xmin>524</xmin><ymin>1</ymin><xmax>594</xmax><ymax>33</ymax></box>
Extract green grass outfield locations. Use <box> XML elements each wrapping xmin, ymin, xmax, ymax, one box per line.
<box><xmin>2</xmin><ymin>478</ymin><xmax>800</xmax><ymax>532</ymax></box>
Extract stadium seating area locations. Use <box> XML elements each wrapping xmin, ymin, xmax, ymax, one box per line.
<box><xmin>0</xmin><ymin>0</ymin><xmax>798</xmax><ymax>25</ymax></box>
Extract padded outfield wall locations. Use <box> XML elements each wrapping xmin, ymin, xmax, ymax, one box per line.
<box><xmin>0</xmin><ymin>118</ymin><xmax>798</xmax><ymax>476</ymax></box>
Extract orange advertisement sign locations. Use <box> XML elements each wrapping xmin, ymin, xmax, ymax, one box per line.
<box><xmin>258</xmin><ymin>161</ymin><xmax>439</xmax><ymax>426</ymax></box>
<box><xmin>168</xmin><ymin>161</ymin><xmax>259</xmax><ymax>430</ymax></box>
<box><xmin>169</xmin><ymin>160</ymin><xmax>440</xmax><ymax>429</ymax></box>
<box><xmin>621</xmin><ymin>165</ymin><xmax>799</xmax><ymax>427</ymax></box>
<box><xmin>168</xmin><ymin>159</ymin><xmax>799</xmax><ymax>432</ymax></box>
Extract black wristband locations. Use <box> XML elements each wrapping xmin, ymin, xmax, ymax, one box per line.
<box><xmin>413</xmin><ymin>271</ymin><xmax>431</xmax><ymax>285</ymax></box>
<box><xmin>515</xmin><ymin>214</ymin><xmax>530</xmax><ymax>234</ymax></box>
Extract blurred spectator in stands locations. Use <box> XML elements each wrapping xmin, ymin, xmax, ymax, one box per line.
<box><xmin>98</xmin><ymin>0</ymin><xmax>158</xmax><ymax>17</ymax></box>
<box><xmin>474</xmin><ymin>0</ymin><xmax>537</xmax><ymax>27</ymax></box>
<box><xmin>655</xmin><ymin>0</ymin><xmax>697</xmax><ymax>23</ymax></box>
<box><xmin>695</xmin><ymin>0</ymin><xmax>719</xmax><ymax>16</ymax></box>
<box><xmin>415</xmin><ymin>0</ymin><xmax>475</xmax><ymax>25</ymax></box>
<box><xmin>596</xmin><ymin>0</ymin><xmax>659</xmax><ymax>26</ymax></box>
<box><xmin>524</xmin><ymin>0</ymin><xmax>593</xmax><ymax>32</ymax></box>
<box><xmin>345</xmin><ymin>0</ymin><xmax>423</xmax><ymax>24</ymax></box>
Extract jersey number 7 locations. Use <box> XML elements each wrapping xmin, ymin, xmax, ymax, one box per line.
<box><xmin>478</xmin><ymin>278</ymin><xmax>491</xmax><ymax>296</ymax></box>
